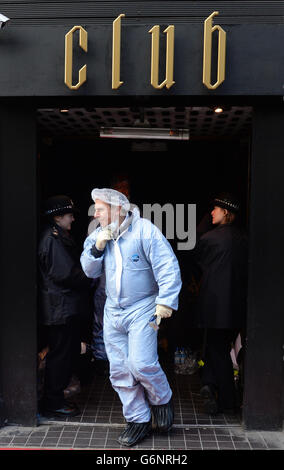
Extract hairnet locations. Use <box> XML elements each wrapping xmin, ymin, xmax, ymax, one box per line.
<box><xmin>91</xmin><ymin>188</ymin><xmax>130</xmax><ymax>211</ymax></box>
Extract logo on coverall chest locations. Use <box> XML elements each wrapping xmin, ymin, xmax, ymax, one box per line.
<box><xmin>131</xmin><ymin>254</ymin><xmax>140</xmax><ymax>262</ymax></box>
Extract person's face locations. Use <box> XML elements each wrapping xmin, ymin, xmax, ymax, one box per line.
<box><xmin>54</xmin><ymin>213</ymin><xmax>74</xmax><ymax>231</ymax></box>
<box><xmin>94</xmin><ymin>199</ymin><xmax>112</xmax><ymax>228</ymax></box>
<box><xmin>211</xmin><ymin>206</ymin><xmax>227</xmax><ymax>225</ymax></box>
<box><xmin>94</xmin><ymin>199</ymin><xmax>122</xmax><ymax>228</ymax></box>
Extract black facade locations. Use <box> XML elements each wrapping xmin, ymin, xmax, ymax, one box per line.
<box><xmin>0</xmin><ymin>1</ymin><xmax>283</xmax><ymax>430</ymax></box>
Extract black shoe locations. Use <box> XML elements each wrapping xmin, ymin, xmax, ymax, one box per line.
<box><xmin>117</xmin><ymin>421</ymin><xmax>152</xmax><ymax>447</ymax></box>
<box><xmin>151</xmin><ymin>398</ymin><xmax>174</xmax><ymax>433</ymax></box>
<box><xmin>117</xmin><ymin>422</ymin><xmax>132</xmax><ymax>443</ymax></box>
<box><xmin>43</xmin><ymin>402</ymin><xmax>80</xmax><ymax>418</ymax></box>
<box><xmin>200</xmin><ymin>385</ymin><xmax>218</xmax><ymax>415</ymax></box>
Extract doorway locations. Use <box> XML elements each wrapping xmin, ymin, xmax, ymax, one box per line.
<box><xmin>36</xmin><ymin>104</ymin><xmax>251</xmax><ymax>427</ymax></box>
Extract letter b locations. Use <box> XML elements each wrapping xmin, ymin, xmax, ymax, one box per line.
<box><xmin>203</xmin><ymin>11</ymin><xmax>226</xmax><ymax>90</ymax></box>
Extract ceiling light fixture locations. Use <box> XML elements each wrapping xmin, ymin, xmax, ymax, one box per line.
<box><xmin>99</xmin><ymin>127</ymin><xmax>189</xmax><ymax>140</ymax></box>
<box><xmin>214</xmin><ymin>107</ymin><xmax>223</xmax><ymax>113</ymax></box>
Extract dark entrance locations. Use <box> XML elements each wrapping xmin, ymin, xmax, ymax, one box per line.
<box><xmin>36</xmin><ymin>103</ymin><xmax>251</xmax><ymax>427</ymax></box>
<box><xmin>1</xmin><ymin>100</ymin><xmax>283</xmax><ymax>430</ymax></box>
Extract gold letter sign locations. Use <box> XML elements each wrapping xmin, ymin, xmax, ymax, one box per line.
<box><xmin>203</xmin><ymin>12</ymin><xmax>226</xmax><ymax>90</ymax></box>
<box><xmin>112</xmin><ymin>14</ymin><xmax>125</xmax><ymax>89</ymax></box>
<box><xmin>149</xmin><ymin>25</ymin><xmax>175</xmax><ymax>89</ymax></box>
<box><xmin>65</xmin><ymin>26</ymin><xmax>88</xmax><ymax>90</ymax></box>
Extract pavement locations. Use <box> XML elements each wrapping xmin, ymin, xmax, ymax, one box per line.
<box><xmin>0</xmin><ymin>357</ymin><xmax>283</xmax><ymax>454</ymax></box>
<box><xmin>0</xmin><ymin>422</ymin><xmax>284</xmax><ymax>451</ymax></box>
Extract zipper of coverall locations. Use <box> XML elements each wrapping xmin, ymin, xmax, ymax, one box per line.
<box><xmin>112</xmin><ymin>226</ymin><xmax>129</xmax><ymax>308</ymax></box>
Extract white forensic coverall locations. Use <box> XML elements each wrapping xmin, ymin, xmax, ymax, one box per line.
<box><xmin>80</xmin><ymin>208</ymin><xmax>182</xmax><ymax>423</ymax></box>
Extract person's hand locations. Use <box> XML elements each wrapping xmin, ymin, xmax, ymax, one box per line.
<box><xmin>155</xmin><ymin>304</ymin><xmax>173</xmax><ymax>326</ymax></box>
<box><xmin>95</xmin><ymin>228</ymin><xmax>113</xmax><ymax>251</ymax></box>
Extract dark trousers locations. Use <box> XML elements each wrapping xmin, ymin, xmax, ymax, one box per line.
<box><xmin>201</xmin><ymin>328</ymin><xmax>238</xmax><ymax>409</ymax></box>
<box><xmin>91</xmin><ymin>292</ymin><xmax>108</xmax><ymax>361</ymax></box>
<box><xmin>42</xmin><ymin>316</ymin><xmax>80</xmax><ymax>410</ymax></box>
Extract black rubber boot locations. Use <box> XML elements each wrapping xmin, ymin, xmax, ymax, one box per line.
<box><xmin>117</xmin><ymin>421</ymin><xmax>152</xmax><ymax>447</ymax></box>
<box><xmin>151</xmin><ymin>398</ymin><xmax>174</xmax><ymax>433</ymax></box>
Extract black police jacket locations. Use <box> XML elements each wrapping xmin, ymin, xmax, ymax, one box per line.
<box><xmin>38</xmin><ymin>223</ymin><xmax>91</xmax><ymax>325</ymax></box>
<box><xmin>192</xmin><ymin>224</ymin><xmax>248</xmax><ymax>330</ymax></box>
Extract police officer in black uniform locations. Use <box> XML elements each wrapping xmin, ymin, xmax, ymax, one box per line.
<box><xmin>38</xmin><ymin>195</ymin><xmax>91</xmax><ymax>417</ymax></box>
<box><xmin>192</xmin><ymin>193</ymin><xmax>248</xmax><ymax>415</ymax></box>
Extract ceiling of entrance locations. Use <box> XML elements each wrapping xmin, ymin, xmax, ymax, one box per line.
<box><xmin>37</xmin><ymin>106</ymin><xmax>252</xmax><ymax>139</ymax></box>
